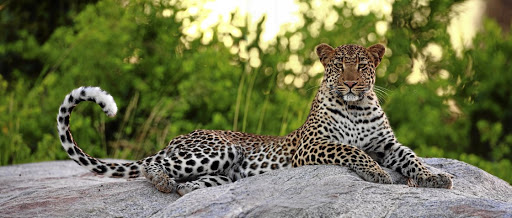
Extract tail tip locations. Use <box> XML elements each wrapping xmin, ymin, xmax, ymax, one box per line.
<box><xmin>78</xmin><ymin>86</ymin><xmax>118</xmax><ymax>118</ymax></box>
<box><xmin>106</xmin><ymin>106</ymin><xmax>117</xmax><ymax>117</ymax></box>
<box><xmin>103</xmin><ymin>94</ymin><xmax>118</xmax><ymax>117</ymax></box>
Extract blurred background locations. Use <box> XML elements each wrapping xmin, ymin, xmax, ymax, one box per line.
<box><xmin>1</xmin><ymin>0</ymin><xmax>511</xmax><ymax>184</ymax></box>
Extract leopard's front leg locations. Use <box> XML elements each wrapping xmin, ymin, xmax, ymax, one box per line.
<box><xmin>292</xmin><ymin>142</ymin><xmax>392</xmax><ymax>184</ymax></box>
<box><xmin>377</xmin><ymin>140</ymin><xmax>452</xmax><ymax>189</ymax></box>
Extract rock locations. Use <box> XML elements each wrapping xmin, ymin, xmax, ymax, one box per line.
<box><xmin>1</xmin><ymin>158</ymin><xmax>511</xmax><ymax>217</ymax></box>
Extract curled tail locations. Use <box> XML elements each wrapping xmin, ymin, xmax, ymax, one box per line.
<box><xmin>57</xmin><ymin>87</ymin><xmax>143</xmax><ymax>178</ymax></box>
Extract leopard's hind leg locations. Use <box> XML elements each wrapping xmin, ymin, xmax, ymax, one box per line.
<box><xmin>143</xmin><ymin>160</ymin><xmax>233</xmax><ymax>195</ymax></box>
<box><xmin>142</xmin><ymin>131</ymin><xmax>247</xmax><ymax>195</ymax></box>
<box><xmin>176</xmin><ymin>175</ymin><xmax>232</xmax><ymax>196</ymax></box>
<box><xmin>142</xmin><ymin>152</ymin><xmax>242</xmax><ymax>195</ymax></box>
<box><xmin>142</xmin><ymin>159</ymin><xmax>178</xmax><ymax>193</ymax></box>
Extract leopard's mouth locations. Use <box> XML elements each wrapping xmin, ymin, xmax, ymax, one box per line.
<box><xmin>329</xmin><ymin>85</ymin><xmax>370</xmax><ymax>102</ymax></box>
<box><xmin>343</xmin><ymin>92</ymin><xmax>360</xmax><ymax>102</ymax></box>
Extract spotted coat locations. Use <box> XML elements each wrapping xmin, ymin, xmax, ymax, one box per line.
<box><xmin>56</xmin><ymin>43</ymin><xmax>452</xmax><ymax>195</ymax></box>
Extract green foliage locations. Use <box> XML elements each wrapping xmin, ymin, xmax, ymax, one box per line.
<box><xmin>386</xmin><ymin>83</ymin><xmax>467</xmax><ymax>151</ymax></box>
<box><xmin>1</xmin><ymin>0</ymin><xmax>511</xmax><ymax>184</ymax></box>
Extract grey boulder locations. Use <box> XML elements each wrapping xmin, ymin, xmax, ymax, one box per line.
<box><xmin>1</xmin><ymin>158</ymin><xmax>511</xmax><ymax>217</ymax></box>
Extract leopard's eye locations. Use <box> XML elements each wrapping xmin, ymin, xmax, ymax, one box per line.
<box><xmin>358</xmin><ymin>60</ymin><xmax>368</xmax><ymax>69</ymax></box>
<box><xmin>333</xmin><ymin>58</ymin><xmax>343</xmax><ymax>69</ymax></box>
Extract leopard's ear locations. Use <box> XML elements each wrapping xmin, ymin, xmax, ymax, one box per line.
<box><xmin>367</xmin><ymin>44</ymin><xmax>385</xmax><ymax>67</ymax></box>
<box><xmin>316</xmin><ymin>43</ymin><xmax>334</xmax><ymax>67</ymax></box>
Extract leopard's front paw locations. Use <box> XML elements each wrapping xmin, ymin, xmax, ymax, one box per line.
<box><xmin>376</xmin><ymin>169</ymin><xmax>393</xmax><ymax>184</ymax></box>
<box><xmin>360</xmin><ymin>168</ymin><xmax>393</xmax><ymax>184</ymax></box>
<box><xmin>411</xmin><ymin>173</ymin><xmax>453</xmax><ymax>189</ymax></box>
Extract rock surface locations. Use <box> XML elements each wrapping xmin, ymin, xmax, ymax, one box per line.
<box><xmin>1</xmin><ymin>158</ymin><xmax>511</xmax><ymax>217</ymax></box>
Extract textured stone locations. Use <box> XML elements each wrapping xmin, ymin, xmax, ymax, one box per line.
<box><xmin>1</xmin><ymin>158</ymin><xmax>511</xmax><ymax>217</ymax></box>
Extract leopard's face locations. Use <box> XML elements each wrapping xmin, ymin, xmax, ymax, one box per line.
<box><xmin>316</xmin><ymin>43</ymin><xmax>385</xmax><ymax>102</ymax></box>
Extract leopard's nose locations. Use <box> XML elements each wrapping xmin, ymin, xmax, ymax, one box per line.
<box><xmin>343</xmin><ymin>81</ymin><xmax>358</xmax><ymax>88</ymax></box>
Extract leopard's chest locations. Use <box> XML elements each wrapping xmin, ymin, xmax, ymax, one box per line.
<box><xmin>321</xmin><ymin>104</ymin><xmax>387</xmax><ymax>149</ymax></box>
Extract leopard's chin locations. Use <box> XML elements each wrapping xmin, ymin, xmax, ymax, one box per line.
<box><xmin>342</xmin><ymin>93</ymin><xmax>361</xmax><ymax>102</ymax></box>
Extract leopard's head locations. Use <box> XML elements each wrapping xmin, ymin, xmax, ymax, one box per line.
<box><xmin>316</xmin><ymin>43</ymin><xmax>385</xmax><ymax>102</ymax></box>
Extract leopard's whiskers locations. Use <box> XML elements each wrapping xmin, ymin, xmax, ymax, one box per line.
<box><xmin>373</xmin><ymin>85</ymin><xmax>389</xmax><ymax>104</ymax></box>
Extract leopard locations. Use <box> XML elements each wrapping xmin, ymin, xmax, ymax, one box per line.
<box><xmin>56</xmin><ymin>43</ymin><xmax>453</xmax><ymax>196</ymax></box>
